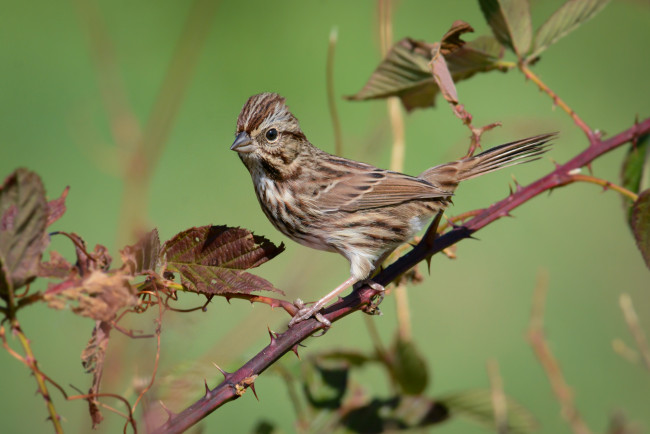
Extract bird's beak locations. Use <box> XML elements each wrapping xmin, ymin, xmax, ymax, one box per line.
<box><xmin>231</xmin><ymin>131</ymin><xmax>254</xmax><ymax>153</ymax></box>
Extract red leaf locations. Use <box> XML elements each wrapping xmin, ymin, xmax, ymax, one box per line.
<box><xmin>46</xmin><ymin>186</ymin><xmax>69</xmax><ymax>227</ymax></box>
<box><xmin>163</xmin><ymin>225</ymin><xmax>284</xmax><ymax>295</ymax></box>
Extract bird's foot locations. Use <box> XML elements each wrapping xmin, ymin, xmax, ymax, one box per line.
<box><xmin>353</xmin><ymin>279</ymin><xmax>385</xmax><ymax>292</ymax></box>
<box><xmin>358</xmin><ymin>280</ymin><xmax>385</xmax><ymax>316</ymax></box>
<box><xmin>289</xmin><ymin>298</ymin><xmax>331</xmax><ymax>328</ymax></box>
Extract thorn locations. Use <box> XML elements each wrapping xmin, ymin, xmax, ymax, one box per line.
<box><xmin>159</xmin><ymin>400</ymin><xmax>174</xmax><ymax>422</ymax></box>
<box><xmin>425</xmin><ymin>254</ymin><xmax>433</xmax><ymax>274</ymax></box>
<box><xmin>267</xmin><ymin>326</ymin><xmax>278</xmax><ymax>344</ymax></box>
<box><xmin>467</xmin><ymin>235</ymin><xmax>480</xmax><ymax>241</ymax></box>
<box><xmin>550</xmin><ymin>157</ymin><xmax>559</xmax><ymax>168</ymax></box>
<box><xmin>586</xmin><ymin>163</ymin><xmax>594</xmax><ymax>175</ymax></box>
<box><xmin>511</xmin><ymin>174</ymin><xmax>521</xmax><ymax>189</ymax></box>
<box><xmin>204</xmin><ymin>378</ymin><xmax>210</xmax><ymax>397</ymax></box>
<box><xmin>291</xmin><ymin>344</ymin><xmax>301</xmax><ymax>359</ymax></box>
<box><xmin>212</xmin><ymin>362</ymin><xmax>231</xmax><ymax>380</ymax></box>
<box><xmin>508</xmin><ymin>184</ymin><xmax>514</xmax><ymax>196</ymax></box>
<box><xmin>249</xmin><ymin>382</ymin><xmax>259</xmax><ymax>401</ymax></box>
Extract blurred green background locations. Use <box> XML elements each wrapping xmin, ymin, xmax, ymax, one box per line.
<box><xmin>2</xmin><ymin>0</ymin><xmax>649</xmax><ymax>433</ymax></box>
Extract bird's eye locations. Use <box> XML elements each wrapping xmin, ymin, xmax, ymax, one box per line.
<box><xmin>265</xmin><ymin>128</ymin><xmax>279</xmax><ymax>142</ymax></box>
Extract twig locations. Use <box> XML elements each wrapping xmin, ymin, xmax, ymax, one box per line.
<box><xmin>67</xmin><ymin>392</ymin><xmax>138</xmax><ymax>433</ymax></box>
<box><xmin>219</xmin><ymin>293</ymin><xmax>299</xmax><ymax>316</ymax></box>
<box><xmin>527</xmin><ymin>271</ymin><xmax>592</xmax><ymax>434</ymax></box>
<box><xmin>487</xmin><ymin>358</ymin><xmax>508</xmax><ymax>434</ymax></box>
<box><xmin>326</xmin><ymin>27</ymin><xmax>343</xmax><ymax>156</ymax></box>
<box><xmin>438</xmin><ymin>209</ymin><xmax>483</xmax><ymax>233</ymax></box>
<box><xmin>568</xmin><ymin>173</ymin><xmax>639</xmax><ymax>202</ymax></box>
<box><xmin>8</xmin><ymin>321</ymin><xmax>64</xmax><ymax>433</ymax></box>
<box><xmin>131</xmin><ymin>283</ymin><xmax>164</xmax><ymax>413</ymax></box>
<box><xmin>153</xmin><ymin>116</ymin><xmax>650</xmax><ymax>434</ymax></box>
<box><xmin>520</xmin><ymin>64</ymin><xmax>595</xmax><ymax>142</ymax></box>
<box><xmin>619</xmin><ymin>293</ymin><xmax>650</xmax><ymax>371</ymax></box>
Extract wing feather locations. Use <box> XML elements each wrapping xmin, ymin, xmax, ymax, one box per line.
<box><xmin>316</xmin><ymin>169</ymin><xmax>453</xmax><ymax>212</ymax></box>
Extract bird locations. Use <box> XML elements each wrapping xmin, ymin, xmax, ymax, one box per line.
<box><xmin>230</xmin><ymin>92</ymin><xmax>554</xmax><ymax>327</ymax></box>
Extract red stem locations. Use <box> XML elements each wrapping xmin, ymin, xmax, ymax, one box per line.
<box><xmin>153</xmin><ymin>117</ymin><xmax>650</xmax><ymax>434</ymax></box>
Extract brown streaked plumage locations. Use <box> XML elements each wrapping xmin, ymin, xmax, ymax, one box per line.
<box><xmin>231</xmin><ymin>92</ymin><xmax>554</xmax><ymax>326</ymax></box>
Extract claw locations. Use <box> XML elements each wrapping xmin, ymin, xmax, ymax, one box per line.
<box><xmin>361</xmin><ymin>279</ymin><xmax>385</xmax><ymax>292</ymax></box>
<box><xmin>288</xmin><ymin>303</ymin><xmax>331</xmax><ymax>328</ymax></box>
<box><xmin>362</xmin><ymin>291</ymin><xmax>385</xmax><ymax>316</ymax></box>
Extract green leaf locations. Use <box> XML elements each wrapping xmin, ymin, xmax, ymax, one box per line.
<box><xmin>317</xmin><ymin>349</ymin><xmax>377</xmax><ymax>367</ymax></box>
<box><xmin>621</xmin><ymin>134</ymin><xmax>650</xmax><ymax>211</ymax></box>
<box><xmin>630</xmin><ymin>190</ymin><xmax>650</xmax><ymax>269</ymax></box>
<box><xmin>162</xmin><ymin>225</ymin><xmax>285</xmax><ymax>295</ymax></box>
<box><xmin>479</xmin><ymin>0</ymin><xmax>532</xmax><ymax>57</ymax></box>
<box><xmin>389</xmin><ymin>335</ymin><xmax>429</xmax><ymax>395</ymax></box>
<box><xmin>438</xmin><ymin>389</ymin><xmax>538</xmax><ymax>434</ymax></box>
<box><xmin>347</xmin><ymin>28</ymin><xmax>507</xmax><ymax>111</ymax></box>
<box><xmin>302</xmin><ymin>357</ymin><xmax>349</xmax><ymax>409</ymax></box>
<box><xmin>341</xmin><ymin>396</ymin><xmax>449</xmax><ymax>432</ymax></box>
<box><xmin>251</xmin><ymin>420</ymin><xmax>277</xmax><ymax>434</ymax></box>
<box><xmin>0</xmin><ymin>169</ymin><xmax>49</xmax><ymax>298</ymax></box>
<box><xmin>531</xmin><ymin>0</ymin><xmax>611</xmax><ymax>59</ymax></box>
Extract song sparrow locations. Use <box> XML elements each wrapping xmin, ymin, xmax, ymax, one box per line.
<box><xmin>231</xmin><ymin>92</ymin><xmax>553</xmax><ymax>327</ymax></box>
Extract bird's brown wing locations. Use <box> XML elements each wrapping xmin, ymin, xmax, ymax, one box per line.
<box><xmin>316</xmin><ymin>169</ymin><xmax>453</xmax><ymax>212</ymax></box>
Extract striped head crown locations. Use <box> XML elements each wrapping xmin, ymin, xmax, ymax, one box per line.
<box><xmin>236</xmin><ymin>93</ymin><xmax>305</xmax><ymax>140</ymax></box>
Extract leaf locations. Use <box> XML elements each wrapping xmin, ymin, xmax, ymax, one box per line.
<box><xmin>82</xmin><ymin>320</ymin><xmax>112</xmax><ymax>428</ymax></box>
<box><xmin>621</xmin><ymin>134</ymin><xmax>650</xmax><ymax>212</ymax></box>
<box><xmin>46</xmin><ymin>186</ymin><xmax>69</xmax><ymax>227</ymax></box>
<box><xmin>120</xmin><ymin>229</ymin><xmax>161</xmax><ymax>275</ymax></box>
<box><xmin>630</xmin><ymin>190</ymin><xmax>650</xmax><ymax>269</ymax></box>
<box><xmin>66</xmin><ymin>233</ymin><xmax>112</xmax><ymax>276</ymax></box>
<box><xmin>302</xmin><ymin>357</ymin><xmax>349</xmax><ymax>409</ymax></box>
<box><xmin>342</xmin><ymin>396</ymin><xmax>449</xmax><ymax>432</ymax></box>
<box><xmin>251</xmin><ymin>420</ymin><xmax>277</xmax><ymax>434</ymax></box>
<box><xmin>317</xmin><ymin>349</ymin><xmax>378</xmax><ymax>367</ymax></box>
<box><xmin>347</xmin><ymin>23</ymin><xmax>507</xmax><ymax>111</ymax></box>
<box><xmin>438</xmin><ymin>389</ymin><xmax>538</xmax><ymax>434</ymax></box>
<box><xmin>0</xmin><ymin>169</ymin><xmax>49</xmax><ymax>297</ymax></box>
<box><xmin>163</xmin><ymin>225</ymin><xmax>284</xmax><ymax>296</ymax></box>
<box><xmin>479</xmin><ymin>0</ymin><xmax>532</xmax><ymax>57</ymax></box>
<box><xmin>530</xmin><ymin>0</ymin><xmax>611</xmax><ymax>59</ymax></box>
<box><xmin>38</xmin><ymin>250</ymin><xmax>74</xmax><ymax>279</ymax></box>
<box><xmin>431</xmin><ymin>42</ymin><xmax>458</xmax><ymax>104</ymax></box>
<box><xmin>388</xmin><ymin>335</ymin><xmax>429</xmax><ymax>395</ymax></box>
<box><xmin>44</xmin><ymin>269</ymin><xmax>138</xmax><ymax>321</ymax></box>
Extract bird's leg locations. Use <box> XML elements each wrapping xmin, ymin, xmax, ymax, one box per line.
<box><xmin>289</xmin><ymin>275</ymin><xmax>358</xmax><ymax>327</ymax></box>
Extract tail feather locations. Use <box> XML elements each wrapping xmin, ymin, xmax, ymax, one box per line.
<box><xmin>419</xmin><ymin>133</ymin><xmax>556</xmax><ymax>187</ymax></box>
<box><xmin>456</xmin><ymin>133</ymin><xmax>555</xmax><ymax>181</ymax></box>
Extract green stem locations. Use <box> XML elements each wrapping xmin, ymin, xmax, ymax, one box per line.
<box><xmin>12</xmin><ymin>319</ymin><xmax>64</xmax><ymax>433</ymax></box>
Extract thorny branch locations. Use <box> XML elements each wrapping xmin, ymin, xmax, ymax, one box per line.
<box><xmin>154</xmin><ymin>111</ymin><xmax>650</xmax><ymax>433</ymax></box>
